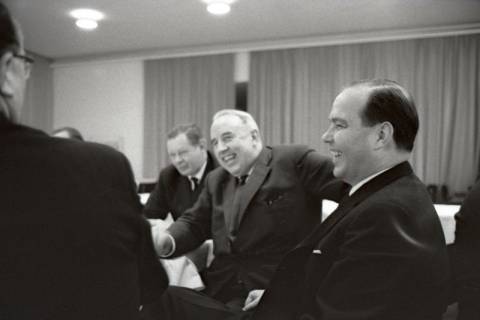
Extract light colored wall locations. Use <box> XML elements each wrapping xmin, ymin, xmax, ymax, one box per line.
<box><xmin>22</xmin><ymin>52</ymin><xmax>53</xmax><ymax>132</ymax></box>
<box><xmin>52</xmin><ymin>54</ymin><xmax>249</xmax><ymax>181</ymax></box>
<box><xmin>53</xmin><ymin>60</ymin><xmax>144</xmax><ymax>180</ymax></box>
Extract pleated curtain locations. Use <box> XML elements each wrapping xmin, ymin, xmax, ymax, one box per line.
<box><xmin>143</xmin><ymin>54</ymin><xmax>235</xmax><ymax>177</ymax></box>
<box><xmin>248</xmin><ymin>34</ymin><xmax>480</xmax><ymax>194</ymax></box>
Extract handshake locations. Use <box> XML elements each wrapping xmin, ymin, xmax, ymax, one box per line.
<box><xmin>149</xmin><ymin>219</ymin><xmax>175</xmax><ymax>257</ymax></box>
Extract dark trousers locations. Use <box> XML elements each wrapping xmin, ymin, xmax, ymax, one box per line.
<box><xmin>141</xmin><ymin>286</ymin><xmax>253</xmax><ymax>320</ymax></box>
<box><xmin>457</xmin><ymin>286</ymin><xmax>480</xmax><ymax>320</ymax></box>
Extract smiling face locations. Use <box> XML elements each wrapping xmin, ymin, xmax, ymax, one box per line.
<box><xmin>167</xmin><ymin>133</ymin><xmax>206</xmax><ymax>177</ymax></box>
<box><xmin>322</xmin><ymin>87</ymin><xmax>380</xmax><ymax>186</ymax></box>
<box><xmin>210</xmin><ymin>114</ymin><xmax>261</xmax><ymax>177</ymax></box>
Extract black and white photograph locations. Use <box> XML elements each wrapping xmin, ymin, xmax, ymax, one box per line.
<box><xmin>1</xmin><ymin>1</ymin><xmax>479</xmax><ymax>319</ymax></box>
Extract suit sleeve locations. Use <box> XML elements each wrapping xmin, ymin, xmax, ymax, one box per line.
<box><xmin>118</xmin><ymin>153</ymin><xmax>143</xmax><ymax>210</ymax></box>
<box><xmin>166</xmin><ymin>178</ymin><xmax>213</xmax><ymax>257</ymax></box>
<box><xmin>143</xmin><ymin>171</ymin><xmax>170</xmax><ymax>219</ymax></box>
<box><xmin>116</xmin><ymin>153</ymin><xmax>169</xmax><ymax>303</ymax></box>
<box><xmin>450</xmin><ymin>182</ymin><xmax>480</xmax><ymax>302</ymax></box>
<box><xmin>300</xmin><ymin>202</ymin><xmax>435</xmax><ymax>320</ymax></box>
<box><xmin>296</xmin><ymin>149</ymin><xmax>348</xmax><ymax>202</ymax></box>
<box><xmin>138</xmin><ymin>218</ymin><xmax>169</xmax><ymax>304</ymax></box>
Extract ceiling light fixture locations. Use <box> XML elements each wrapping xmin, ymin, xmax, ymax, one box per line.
<box><xmin>201</xmin><ymin>0</ymin><xmax>236</xmax><ymax>16</ymax></box>
<box><xmin>69</xmin><ymin>8</ymin><xmax>104</xmax><ymax>30</ymax></box>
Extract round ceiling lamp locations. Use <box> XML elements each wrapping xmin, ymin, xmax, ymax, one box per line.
<box><xmin>202</xmin><ymin>0</ymin><xmax>236</xmax><ymax>16</ymax></box>
<box><xmin>69</xmin><ymin>8</ymin><xmax>104</xmax><ymax>30</ymax></box>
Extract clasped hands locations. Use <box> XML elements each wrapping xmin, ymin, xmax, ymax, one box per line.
<box><xmin>151</xmin><ymin>230</ymin><xmax>174</xmax><ymax>257</ymax></box>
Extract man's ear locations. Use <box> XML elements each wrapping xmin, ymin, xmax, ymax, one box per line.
<box><xmin>251</xmin><ymin>129</ymin><xmax>260</xmax><ymax>141</ymax></box>
<box><xmin>198</xmin><ymin>138</ymin><xmax>207</xmax><ymax>149</ymax></box>
<box><xmin>0</xmin><ymin>52</ymin><xmax>15</xmax><ymax>97</ymax></box>
<box><xmin>374</xmin><ymin>121</ymin><xmax>394</xmax><ymax>149</ymax></box>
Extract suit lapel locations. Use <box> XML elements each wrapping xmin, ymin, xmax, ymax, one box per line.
<box><xmin>236</xmin><ymin>148</ymin><xmax>272</xmax><ymax>228</ymax></box>
<box><xmin>300</xmin><ymin>161</ymin><xmax>414</xmax><ymax>248</ymax></box>
<box><xmin>299</xmin><ymin>194</ymin><xmax>354</xmax><ymax>247</ymax></box>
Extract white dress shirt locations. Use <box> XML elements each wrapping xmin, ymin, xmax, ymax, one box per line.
<box><xmin>348</xmin><ymin>167</ymin><xmax>393</xmax><ymax>196</ymax></box>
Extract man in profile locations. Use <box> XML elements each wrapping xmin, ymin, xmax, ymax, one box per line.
<box><xmin>0</xmin><ymin>2</ymin><xmax>167</xmax><ymax>319</ymax></box>
<box><xmin>143</xmin><ymin>123</ymin><xmax>217</xmax><ymax>220</ymax></box>
<box><xmin>245</xmin><ymin>79</ymin><xmax>450</xmax><ymax>320</ymax></box>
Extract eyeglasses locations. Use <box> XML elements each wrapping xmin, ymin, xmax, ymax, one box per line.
<box><xmin>12</xmin><ymin>53</ymin><xmax>34</xmax><ymax>78</ymax></box>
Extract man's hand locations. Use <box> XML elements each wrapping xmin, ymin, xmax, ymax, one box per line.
<box><xmin>243</xmin><ymin>289</ymin><xmax>265</xmax><ymax>311</ymax></box>
<box><xmin>152</xmin><ymin>231</ymin><xmax>174</xmax><ymax>257</ymax></box>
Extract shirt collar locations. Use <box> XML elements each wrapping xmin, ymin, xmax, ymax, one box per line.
<box><xmin>246</xmin><ymin>166</ymin><xmax>255</xmax><ymax>176</ymax></box>
<box><xmin>349</xmin><ymin>166</ymin><xmax>393</xmax><ymax>196</ymax></box>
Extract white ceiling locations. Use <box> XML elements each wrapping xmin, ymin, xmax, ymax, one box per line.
<box><xmin>4</xmin><ymin>0</ymin><xmax>480</xmax><ymax>63</ymax></box>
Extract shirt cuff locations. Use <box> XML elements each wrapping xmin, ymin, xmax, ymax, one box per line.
<box><xmin>158</xmin><ymin>233</ymin><xmax>176</xmax><ymax>257</ymax></box>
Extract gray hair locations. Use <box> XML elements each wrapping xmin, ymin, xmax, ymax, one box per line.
<box><xmin>212</xmin><ymin>109</ymin><xmax>260</xmax><ymax>133</ymax></box>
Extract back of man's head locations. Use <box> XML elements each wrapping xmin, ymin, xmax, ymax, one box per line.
<box><xmin>350</xmin><ymin>79</ymin><xmax>419</xmax><ymax>152</ymax></box>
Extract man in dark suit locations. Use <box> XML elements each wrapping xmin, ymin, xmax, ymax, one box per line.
<box><xmin>449</xmin><ymin>180</ymin><xmax>480</xmax><ymax>320</ymax></box>
<box><xmin>0</xmin><ymin>3</ymin><xmax>168</xmax><ymax>319</ymax></box>
<box><xmin>244</xmin><ymin>79</ymin><xmax>450</xmax><ymax>320</ymax></box>
<box><xmin>148</xmin><ymin>109</ymin><xmax>344</xmax><ymax>319</ymax></box>
<box><xmin>143</xmin><ymin>123</ymin><xmax>217</xmax><ymax>220</ymax></box>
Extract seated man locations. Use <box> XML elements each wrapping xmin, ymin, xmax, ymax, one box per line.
<box><xmin>244</xmin><ymin>79</ymin><xmax>450</xmax><ymax>320</ymax></box>
<box><xmin>143</xmin><ymin>123</ymin><xmax>217</xmax><ymax>220</ymax></box>
<box><xmin>449</xmin><ymin>180</ymin><xmax>480</xmax><ymax>320</ymax></box>
<box><xmin>143</xmin><ymin>123</ymin><xmax>218</xmax><ymax>289</ymax></box>
<box><xmin>144</xmin><ymin>109</ymin><xmax>345</xmax><ymax>320</ymax></box>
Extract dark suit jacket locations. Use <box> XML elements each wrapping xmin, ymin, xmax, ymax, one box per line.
<box><xmin>0</xmin><ymin>119</ymin><xmax>168</xmax><ymax>320</ymax></box>
<box><xmin>143</xmin><ymin>151</ymin><xmax>217</xmax><ymax>220</ymax></box>
<box><xmin>251</xmin><ymin>162</ymin><xmax>449</xmax><ymax>320</ymax></box>
<box><xmin>449</xmin><ymin>181</ymin><xmax>480</xmax><ymax>319</ymax></box>
<box><xmin>167</xmin><ymin>145</ymin><xmax>345</xmax><ymax>302</ymax></box>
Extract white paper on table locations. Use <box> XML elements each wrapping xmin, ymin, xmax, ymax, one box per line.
<box><xmin>434</xmin><ymin>204</ymin><xmax>460</xmax><ymax>245</ymax></box>
<box><xmin>150</xmin><ymin>215</ymin><xmax>205</xmax><ymax>291</ymax></box>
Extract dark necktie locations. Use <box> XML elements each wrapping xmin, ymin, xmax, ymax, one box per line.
<box><xmin>230</xmin><ymin>174</ymin><xmax>249</xmax><ymax>240</ymax></box>
<box><xmin>236</xmin><ymin>175</ymin><xmax>248</xmax><ymax>186</ymax></box>
<box><xmin>190</xmin><ymin>177</ymin><xmax>199</xmax><ymax>191</ymax></box>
